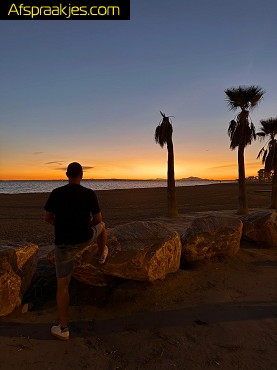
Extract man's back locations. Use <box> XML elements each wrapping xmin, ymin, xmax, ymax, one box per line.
<box><xmin>44</xmin><ymin>183</ymin><xmax>100</xmax><ymax>245</ymax></box>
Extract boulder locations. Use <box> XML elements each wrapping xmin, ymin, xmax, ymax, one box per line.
<box><xmin>241</xmin><ymin>211</ymin><xmax>277</xmax><ymax>248</ymax></box>
<box><xmin>0</xmin><ymin>241</ymin><xmax>38</xmax><ymax>316</ymax></box>
<box><xmin>180</xmin><ymin>215</ymin><xmax>242</xmax><ymax>263</ymax></box>
<box><xmin>47</xmin><ymin>221</ymin><xmax>181</xmax><ymax>285</ymax></box>
<box><xmin>101</xmin><ymin>221</ymin><xmax>181</xmax><ymax>282</ymax></box>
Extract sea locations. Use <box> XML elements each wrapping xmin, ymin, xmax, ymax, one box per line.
<box><xmin>0</xmin><ymin>180</ymin><xmax>233</xmax><ymax>194</ymax></box>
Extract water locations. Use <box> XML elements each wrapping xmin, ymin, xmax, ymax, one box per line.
<box><xmin>0</xmin><ymin>180</ymin><xmax>233</xmax><ymax>194</ymax></box>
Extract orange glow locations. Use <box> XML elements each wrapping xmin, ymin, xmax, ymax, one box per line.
<box><xmin>0</xmin><ymin>158</ymin><xmax>262</xmax><ymax>180</ymax></box>
<box><xmin>0</xmin><ymin>138</ymin><xmax>264</xmax><ymax>181</ymax></box>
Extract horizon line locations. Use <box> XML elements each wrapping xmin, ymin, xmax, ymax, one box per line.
<box><xmin>0</xmin><ymin>178</ymin><xmax>234</xmax><ymax>182</ymax></box>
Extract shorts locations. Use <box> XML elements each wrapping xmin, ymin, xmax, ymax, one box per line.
<box><xmin>54</xmin><ymin>222</ymin><xmax>104</xmax><ymax>278</ymax></box>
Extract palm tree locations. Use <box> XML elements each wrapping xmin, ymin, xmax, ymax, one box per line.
<box><xmin>257</xmin><ymin>117</ymin><xmax>277</xmax><ymax>209</ymax></box>
<box><xmin>225</xmin><ymin>85</ymin><xmax>265</xmax><ymax>214</ymax></box>
<box><xmin>155</xmin><ymin>111</ymin><xmax>178</xmax><ymax>217</ymax></box>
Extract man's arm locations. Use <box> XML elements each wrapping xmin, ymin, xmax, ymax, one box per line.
<box><xmin>91</xmin><ymin>212</ymin><xmax>103</xmax><ymax>226</ymax></box>
<box><xmin>45</xmin><ymin>211</ymin><xmax>55</xmax><ymax>226</ymax></box>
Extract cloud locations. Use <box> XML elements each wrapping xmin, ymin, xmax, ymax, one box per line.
<box><xmin>33</xmin><ymin>151</ymin><xmax>44</xmax><ymax>155</ymax></box>
<box><xmin>45</xmin><ymin>161</ymin><xmax>65</xmax><ymax>166</ymax></box>
<box><xmin>209</xmin><ymin>162</ymin><xmax>260</xmax><ymax>170</ymax></box>
<box><xmin>56</xmin><ymin>166</ymin><xmax>95</xmax><ymax>172</ymax></box>
<box><xmin>83</xmin><ymin>166</ymin><xmax>95</xmax><ymax>171</ymax></box>
<box><xmin>208</xmin><ymin>164</ymin><xmax>236</xmax><ymax>170</ymax></box>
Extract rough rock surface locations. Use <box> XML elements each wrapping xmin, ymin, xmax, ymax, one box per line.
<box><xmin>0</xmin><ymin>241</ymin><xmax>38</xmax><ymax>316</ymax></box>
<box><xmin>101</xmin><ymin>221</ymin><xmax>181</xmax><ymax>282</ymax></box>
<box><xmin>180</xmin><ymin>215</ymin><xmax>242</xmax><ymax>263</ymax></box>
<box><xmin>47</xmin><ymin>221</ymin><xmax>181</xmax><ymax>285</ymax></box>
<box><xmin>241</xmin><ymin>211</ymin><xmax>277</xmax><ymax>248</ymax></box>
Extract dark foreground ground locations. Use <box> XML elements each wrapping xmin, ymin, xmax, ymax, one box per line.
<box><xmin>0</xmin><ymin>183</ymin><xmax>276</xmax><ymax>370</ymax></box>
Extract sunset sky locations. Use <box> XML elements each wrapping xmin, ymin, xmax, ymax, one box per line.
<box><xmin>0</xmin><ymin>0</ymin><xmax>276</xmax><ymax>180</ymax></box>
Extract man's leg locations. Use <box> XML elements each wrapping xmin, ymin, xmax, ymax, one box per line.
<box><xmin>56</xmin><ymin>274</ymin><xmax>71</xmax><ymax>328</ymax></box>
<box><xmin>96</xmin><ymin>222</ymin><xmax>107</xmax><ymax>259</ymax></box>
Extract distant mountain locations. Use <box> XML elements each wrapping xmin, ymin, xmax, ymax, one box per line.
<box><xmin>179</xmin><ymin>176</ymin><xmax>211</xmax><ymax>181</ymax></box>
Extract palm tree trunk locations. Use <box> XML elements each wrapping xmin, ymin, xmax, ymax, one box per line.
<box><xmin>167</xmin><ymin>139</ymin><xmax>178</xmax><ymax>218</ymax></box>
<box><xmin>238</xmin><ymin>146</ymin><xmax>249</xmax><ymax>214</ymax></box>
<box><xmin>270</xmin><ymin>168</ymin><xmax>277</xmax><ymax>209</ymax></box>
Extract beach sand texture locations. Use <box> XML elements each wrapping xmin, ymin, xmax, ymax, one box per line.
<box><xmin>0</xmin><ymin>183</ymin><xmax>276</xmax><ymax>370</ymax></box>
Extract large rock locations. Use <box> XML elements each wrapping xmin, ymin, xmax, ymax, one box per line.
<box><xmin>181</xmin><ymin>215</ymin><xmax>242</xmax><ymax>263</ymax></box>
<box><xmin>0</xmin><ymin>241</ymin><xmax>38</xmax><ymax>316</ymax></box>
<box><xmin>241</xmin><ymin>211</ymin><xmax>277</xmax><ymax>248</ymax></box>
<box><xmin>47</xmin><ymin>221</ymin><xmax>181</xmax><ymax>285</ymax></box>
<box><xmin>101</xmin><ymin>221</ymin><xmax>181</xmax><ymax>281</ymax></box>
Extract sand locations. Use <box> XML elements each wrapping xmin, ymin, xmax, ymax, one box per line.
<box><xmin>0</xmin><ymin>182</ymin><xmax>276</xmax><ymax>370</ymax></box>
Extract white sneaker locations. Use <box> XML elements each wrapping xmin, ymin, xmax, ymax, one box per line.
<box><xmin>51</xmin><ymin>324</ymin><xmax>69</xmax><ymax>340</ymax></box>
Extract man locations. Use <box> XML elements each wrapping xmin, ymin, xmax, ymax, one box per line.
<box><xmin>44</xmin><ymin>162</ymin><xmax>108</xmax><ymax>340</ymax></box>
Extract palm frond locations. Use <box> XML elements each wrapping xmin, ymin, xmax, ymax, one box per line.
<box><xmin>259</xmin><ymin>117</ymin><xmax>277</xmax><ymax>137</ymax></box>
<box><xmin>155</xmin><ymin>126</ymin><xmax>164</xmax><ymax>147</ymax></box>
<box><xmin>262</xmin><ymin>149</ymin><xmax>268</xmax><ymax>164</ymax></box>
<box><xmin>154</xmin><ymin>112</ymin><xmax>173</xmax><ymax>148</ymax></box>
<box><xmin>264</xmin><ymin>150</ymin><xmax>273</xmax><ymax>170</ymax></box>
<box><xmin>257</xmin><ymin>147</ymin><xmax>265</xmax><ymax>160</ymax></box>
<box><xmin>228</xmin><ymin>116</ymin><xmax>256</xmax><ymax>150</ymax></box>
<box><xmin>257</xmin><ymin>117</ymin><xmax>277</xmax><ymax>172</ymax></box>
<box><xmin>228</xmin><ymin>120</ymin><xmax>237</xmax><ymax>138</ymax></box>
<box><xmin>225</xmin><ymin>85</ymin><xmax>265</xmax><ymax>111</ymax></box>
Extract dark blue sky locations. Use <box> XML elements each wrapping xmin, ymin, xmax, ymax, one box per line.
<box><xmin>1</xmin><ymin>0</ymin><xmax>276</xmax><ymax>179</ymax></box>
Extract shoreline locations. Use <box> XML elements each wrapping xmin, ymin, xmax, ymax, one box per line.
<box><xmin>0</xmin><ymin>180</ymin><xmax>235</xmax><ymax>195</ymax></box>
<box><xmin>0</xmin><ymin>180</ymin><xmax>270</xmax><ymax>194</ymax></box>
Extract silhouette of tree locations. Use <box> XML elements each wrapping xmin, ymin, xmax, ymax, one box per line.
<box><xmin>225</xmin><ymin>85</ymin><xmax>265</xmax><ymax>214</ymax></box>
<box><xmin>257</xmin><ymin>117</ymin><xmax>277</xmax><ymax>209</ymax></box>
<box><xmin>155</xmin><ymin>111</ymin><xmax>178</xmax><ymax>217</ymax></box>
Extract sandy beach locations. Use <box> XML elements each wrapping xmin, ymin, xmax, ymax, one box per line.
<box><xmin>0</xmin><ymin>183</ymin><xmax>276</xmax><ymax>370</ymax></box>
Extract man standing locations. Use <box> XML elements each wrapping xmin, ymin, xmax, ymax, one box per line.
<box><xmin>44</xmin><ymin>162</ymin><xmax>108</xmax><ymax>340</ymax></box>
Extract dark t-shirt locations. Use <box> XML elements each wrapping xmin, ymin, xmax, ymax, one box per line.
<box><xmin>44</xmin><ymin>183</ymin><xmax>100</xmax><ymax>245</ymax></box>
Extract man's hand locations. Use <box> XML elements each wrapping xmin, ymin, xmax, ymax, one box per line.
<box><xmin>91</xmin><ymin>212</ymin><xmax>103</xmax><ymax>226</ymax></box>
